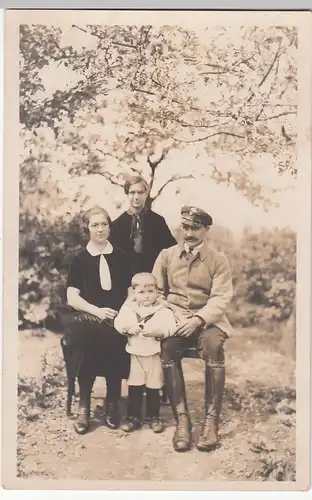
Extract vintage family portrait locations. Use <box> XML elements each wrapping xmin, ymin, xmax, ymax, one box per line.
<box><xmin>1</xmin><ymin>9</ymin><xmax>311</xmax><ymax>491</ymax></box>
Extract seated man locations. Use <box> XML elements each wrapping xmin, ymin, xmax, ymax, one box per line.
<box><xmin>152</xmin><ymin>206</ymin><xmax>233</xmax><ymax>452</ymax></box>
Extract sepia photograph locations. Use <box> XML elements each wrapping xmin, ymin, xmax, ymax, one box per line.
<box><xmin>2</xmin><ymin>9</ymin><xmax>311</xmax><ymax>491</ymax></box>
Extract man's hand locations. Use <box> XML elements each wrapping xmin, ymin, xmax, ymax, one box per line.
<box><xmin>142</xmin><ymin>330</ymin><xmax>165</xmax><ymax>339</ymax></box>
<box><xmin>174</xmin><ymin>316</ymin><xmax>204</xmax><ymax>337</ymax></box>
<box><xmin>96</xmin><ymin>307</ymin><xmax>118</xmax><ymax>322</ymax></box>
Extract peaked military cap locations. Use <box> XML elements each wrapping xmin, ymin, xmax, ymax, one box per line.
<box><xmin>181</xmin><ymin>206</ymin><xmax>213</xmax><ymax>227</ymax></box>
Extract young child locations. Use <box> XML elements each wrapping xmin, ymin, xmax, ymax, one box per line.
<box><xmin>114</xmin><ymin>272</ymin><xmax>176</xmax><ymax>433</ymax></box>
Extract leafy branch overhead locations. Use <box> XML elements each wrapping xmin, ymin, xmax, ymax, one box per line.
<box><xmin>20</xmin><ymin>24</ymin><xmax>297</xmax><ymax>208</ymax></box>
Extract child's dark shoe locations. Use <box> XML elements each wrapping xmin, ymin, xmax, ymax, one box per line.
<box><xmin>149</xmin><ymin>417</ymin><xmax>165</xmax><ymax>433</ymax></box>
<box><xmin>121</xmin><ymin>417</ymin><xmax>142</xmax><ymax>433</ymax></box>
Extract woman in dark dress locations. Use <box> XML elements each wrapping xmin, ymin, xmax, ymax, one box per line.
<box><xmin>66</xmin><ymin>205</ymin><xmax>131</xmax><ymax>434</ymax></box>
<box><xmin>110</xmin><ymin>175</ymin><xmax>176</xmax><ymax>277</ymax></box>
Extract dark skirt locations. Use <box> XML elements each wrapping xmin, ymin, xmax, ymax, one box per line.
<box><xmin>61</xmin><ymin>312</ymin><xmax>130</xmax><ymax>380</ymax></box>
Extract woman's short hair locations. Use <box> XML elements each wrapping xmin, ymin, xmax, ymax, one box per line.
<box><xmin>124</xmin><ymin>175</ymin><xmax>150</xmax><ymax>195</ymax></box>
<box><xmin>84</xmin><ymin>205</ymin><xmax>112</xmax><ymax>229</ymax></box>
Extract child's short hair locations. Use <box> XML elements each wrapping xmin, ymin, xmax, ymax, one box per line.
<box><xmin>131</xmin><ymin>272</ymin><xmax>157</xmax><ymax>289</ymax></box>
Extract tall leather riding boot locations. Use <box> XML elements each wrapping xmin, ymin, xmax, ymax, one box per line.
<box><xmin>197</xmin><ymin>365</ymin><xmax>225</xmax><ymax>452</ymax></box>
<box><xmin>160</xmin><ymin>385</ymin><xmax>168</xmax><ymax>404</ymax></box>
<box><xmin>74</xmin><ymin>374</ymin><xmax>95</xmax><ymax>435</ymax></box>
<box><xmin>163</xmin><ymin>361</ymin><xmax>192</xmax><ymax>452</ymax></box>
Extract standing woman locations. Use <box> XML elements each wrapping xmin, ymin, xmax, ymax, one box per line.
<box><xmin>65</xmin><ymin>205</ymin><xmax>131</xmax><ymax>434</ymax></box>
<box><xmin>110</xmin><ymin>175</ymin><xmax>176</xmax><ymax>277</ymax></box>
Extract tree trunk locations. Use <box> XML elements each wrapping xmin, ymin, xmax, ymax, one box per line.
<box><xmin>145</xmin><ymin>195</ymin><xmax>153</xmax><ymax>210</ymax></box>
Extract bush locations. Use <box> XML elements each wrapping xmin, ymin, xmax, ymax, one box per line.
<box><xmin>228</xmin><ymin>228</ymin><xmax>296</xmax><ymax>327</ymax></box>
<box><xmin>19</xmin><ymin>210</ymin><xmax>87</xmax><ymax>329</ymax></box>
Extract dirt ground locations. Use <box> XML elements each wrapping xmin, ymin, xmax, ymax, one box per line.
<box><xmin>17</xmin><ymin>327</ymin><xmax>296</xmax><ymax>482</ymax></box>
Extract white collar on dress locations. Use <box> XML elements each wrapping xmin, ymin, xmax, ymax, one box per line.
<box><xmin>86</xmin><ymin>240</ymin><xmax>113</xmax><ymax>291</ymax></box>
<box><xmin>86</xmin><ymin>240</ymin><xmax>113</xmax><ymax>256</ymax></box>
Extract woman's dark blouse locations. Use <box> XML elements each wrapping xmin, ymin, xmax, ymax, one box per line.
<box><xmin>66</xmin><ymin>247</ymin><xmax>131</xmax><ymax>311</ymax></box>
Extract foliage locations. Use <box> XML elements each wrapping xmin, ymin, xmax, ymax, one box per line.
<box><xmin>19</xmin><ymin>210</ymin><xmax>86</xmax><ymax>328</ymax></box>
<box><xmin>228</xmin><ymin>227</ymin><xmax>296</xmax><ymax>327</ymax></box>
<box><xmin>19</xmin><ymin>24</ymin><xmax>297</xmax><ymax>213</ymax></box>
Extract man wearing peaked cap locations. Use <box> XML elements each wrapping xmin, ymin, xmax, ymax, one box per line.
<box><xmin>181</xmin><ymin>205</ymin><xmax>213</xmax><ymax>228</ymax></box>
<box><xmin>152</xmin><ymin>205</ymin><xmax>233</xmax><ymax>453</ymax></box>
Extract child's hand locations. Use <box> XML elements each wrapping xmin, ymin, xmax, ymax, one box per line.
<box><xmin>142</xmin><ymin>330</ymin><xmax>165</xmax><ymax>339</ymax></box>
<box><xmin>128</xmin><ymin>326</ymin><xmax>142</xmax><ymax>336</ymax></box>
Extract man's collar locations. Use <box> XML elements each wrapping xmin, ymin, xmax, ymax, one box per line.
<box><xmin>184</xmin><ymin>241</ymin><xmax>204</xmax><ymax>253</ymax></box>
<box><xmin>86</xmin><ymin>240</ymin><xmax>113</xmax><ymax>256</ymax></box>
<box><xmin>179</xmin><ymin>241</ymin><xmax>208</xmax><ymax>261</ymax></box>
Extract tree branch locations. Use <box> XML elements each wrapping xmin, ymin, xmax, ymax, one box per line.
<box><xmin>150</xmin><ymin>68</ymin><xmax>162</xmax><ymax>88</ymax></box>
<box><xmin>94</xmin><ymin>171</ymin><xmax>124</xmax><ymax>186</ymax></box>
<box><xmin>200</xmin><ymin>56</ymin><xmax>256</xmax><ymax>76</ymax></box>
<box><xmin>95</xmin><ymin>149</ymin><xmax>124</xmax><ymax>162</ymax></box>
<box><xmin>147</xmin><ymin>151</ymin><xmax>166</xmax><ymax>198</ymax></box>
<box><xmin>258</xmin><ymin>111</ymin><xmax>296</xmax><ymax>122</ymax></box>
<box><xmin>147</xmin><ymin>151</ymin><xmax>165</xmax><ymax>170</ymax></box>
<box><xmin>255</xmin><ymin>58</ymin><xmax>280</xmax><ymax>121</ymax></box>
<box><xmin>199</xmin><ymin>70</ymin><xmax>230</xmax><ymax>75</ymax></box>
<box><xmin>141</xmin><ymin>25</ymin><xmax>152</xmax><ymax>46</ymax></box>
<box><xmin>281</xmin><ymin>125</ymin><xmax>292</xmax><ymax>142</ymax></box>
<box><xmin>171</xmin><ymin>117</ymin><xmax>230</xmax><ymax>129</ymax></box>
<box><xmin>234</xmin><ymin>56</ymin><xmax>256</xmax><ymax>71</ymax></box>
<box><xmin>129</xmin><ymin>83</ymin><xmax>239</xmax><ymax>120</ymax></box>
<box><xmin>258</xmin><ymin>42</ymin><xmax>282</xmax><ymax>88</ymax></box>
<box><xmin>72</xmin><ymin>24</ymin><xmax>137</xmax><ymax>49</ymax></box>
<box><xmin>203</xmin><ymin>63</ymin><xmax>230</xmax><ymax>71</ymax></box>
<box><xmin>174</xmin><ymin>131</ymin><xmax>245</xmax><ymax>143</ymax></box>
<box><xmin>246</xmin><ymin>41</ymin><xmax>283</xmax><ymax>105</ymax></box>
<box><xmin>112</xmin><ymin>41</ymin><xmax>137</xmax><ymax>49</ymax></box>
<box><xmin>130</xmin><ymin>85</ymin><xmax>156</xmax><ymax>96</ymax></box>
<box><xmin>72</xmin><ymin>24</ymin><xmax>88</xmax><ymax>34</ymax></box>
<box><xmin>152</xmin><ymin>174</ymin><xmax>194</xmax><ymax>201</ymax></box>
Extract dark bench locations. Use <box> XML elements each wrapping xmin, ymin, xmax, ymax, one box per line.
<box><xmin>183</xmin><ymin>346</ymin><xmax>201</xmax><ymax>359</ymax></box>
